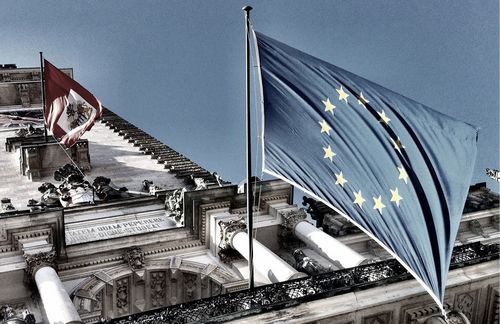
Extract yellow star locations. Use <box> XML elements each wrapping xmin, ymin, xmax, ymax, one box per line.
<box><xmin>322</xmin><ymin>98</ymin><xmax>336</xmax><ymax>114</ymax></box>
<box><xmin>336</xmin><ymin>86</ymin><xmax>349</xmax><ymax>104</ymax></box>
<box><xmin>353</xmin><ymin>190</ymin><xmax>366</xmax><ymax>208</ymax></box>
<box><xmin>390</xmin><ymin>188</ymin><xmax>403</xmax><ymax>207</ymax></box>
<box><xmin>335</xmin><ymin>171</ymin><xmax>348</xmax><ymax>187</ymax></box>
<box><xmin>390</xmin><ymin>137</ymin><xmax>406</xmax><ymax>153</ymax></box>
<box><xmin>357</xmin><ymin>92</ymin><xmax>369</xmax><ymax>107</ymax></box>
<box><xmin>323</xmin><ymin>145</ymin><xmax>336</xmax><ymax>161</ymax></box>
<box><xmin>319</xmin><ymin>120</ymin><xmax>332</xmax><ymax>135</ymax></box>
<box><xmin>373</xmin><ymin>196</ymin><xmax>386</xmax><ymax>214</ymax></box>
<box><xmin>378</xmin><ymin>110</ymin><xmax>391</xmax><ymax>125</ymax></box>
<box><xmin>398</xmin><ymin>166</ymin><xmax>409</xmax><ymax>184</ymax></box>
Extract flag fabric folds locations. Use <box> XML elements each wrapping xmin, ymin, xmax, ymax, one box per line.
<box><xmin>255</xmin><ymin>32</ymin><xmax>477</xmax><ymax>309</ymax></box>
<box><xmin>44</xmin><ymin>59</ymin><xmax>103</xmax><ymax>148</ymax></box>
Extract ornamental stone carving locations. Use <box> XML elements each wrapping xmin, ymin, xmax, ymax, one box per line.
<box><xmin>150</xmin><ymin>272</ymin><xmax>166</xmax><ymax>308</ymax></box>
<box><xmin>279</xmin><ymin>209</ymin><xmax>307</xmax><ymax>230</ymax></box>
<box><xmin>218</xmin><ymin>218</ymin><xmax>246</xmax><ymax>251</ymax></box>
<box><xmin>0</xmin><ymin>305</ymin><xmax>35</xmax><ymax>324</ymax></box>
<box><xmin>362</xmin><ymin>311</ymin><xmax>392</xmax><ymax>324</ymax></box>
<box><xmin>124</xmin><ymin>247</ymin><xmax>145</xmax><ymax>270</ymax></box>
<box><xmin>293</xmin><ymin>249</ymin><xmax>328</xmax><ymax>275</ymax></box>
<box><xmin>455</xmin><ymin>291</ymin><xmax>476</xmax><ymax>321</ymax></box>
<box><xmin>15</xmin><ymin>125</ymin><xmax>44</xmax><ymax>138</ymax></box>
<box><xmin>24</xmin><ymin>250</ymin><xmax>56</xmax><ymax>278</ymax></box>
<box><xmin>0</xmin><ymin>198</ymin><xmax>15</xmax><ymax>212</ymax></box>
<box><xmin>142</xmin><ymin>180</ymin><xmax>162</xmax><ymax>195</ymax></box>
<box><xmin>92</xmin><ymin>176</ymin><xmax>129</xmax><ymax>201</ymax></box>
<box><xmin>184</xmin><ymin>273</ymin><xmax>198</xmax><ymax>302</ymax></box>
<box><xmin>165</xmin><ymin>188</ymin><xmax>186</xmax><ymax>226</ymax></box>
<box><xmin>424</xmin><ymin>311</ymin><xmax>471</xmax><ymax>324</ymax></box>
<box><xmin>115</xmin><ymin>278</ymin><xmax>129</xmax><ymax>315</ymax></box>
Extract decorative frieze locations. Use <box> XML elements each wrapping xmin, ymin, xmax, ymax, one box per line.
<box><xmin>402</xmin><ymin>302</ymin><xmax>451</xmax><ymax>323</ymax></box>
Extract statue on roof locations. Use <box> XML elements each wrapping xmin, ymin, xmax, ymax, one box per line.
<box><xmin>38</xmin><ymin>183</ymin><xmax>61</xmax><ymax>207</ymax></box>
<box><xmin>14</xmin><ymin>124</ymin><xmax>44</xmax><ymax>137</ymax></box>
<box><xmin>92</xmin><ymin>176</ymin><xmax>129</xmax><ymax>201</ymax></box>
<box><xmin>55</xmin><ymin>164</ymin><xmax>93</xmax><ymax>207</ymax></box>
<box><xmin>0</xmin><ymin>198</ymin><xmax>16</xmax><ymax>212</ymax></box>
<box><xmin>165</xmin><ymin>188</ymin><xmax>186</xmax><ymax>227</ymax></box>
<box><xmin>142</xmin><ymin>180</ymin><xmax>162</xmax><ymax>195</ymax></box>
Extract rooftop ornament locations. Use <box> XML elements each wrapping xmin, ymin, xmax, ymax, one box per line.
<box><xmin>27</xmin><ymin>164</ymin><xmax>131</xmax><ymax>210</ymax></box>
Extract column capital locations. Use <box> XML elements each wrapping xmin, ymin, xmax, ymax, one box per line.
<box><xmin>24</xmin><ymin>249</ymin><xmax>56</xmax><ymax>279</ymax></box>
<box><xmin>279</xmin><ymin>208</ymin><xmax>307</xmax><ymax>230</ymax></box>
<box><xmin>218</xmin><ymin>218</ymin><xmax>246</xmax><ymax>251</ymax></box>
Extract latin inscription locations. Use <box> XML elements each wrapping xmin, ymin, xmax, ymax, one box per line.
<box><xmin>66</xmin><ymin>217</ymin><xmax>177</xmax><ymax>245</ymax></box>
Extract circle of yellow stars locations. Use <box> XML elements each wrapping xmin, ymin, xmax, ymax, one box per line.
<box><xmin>318</xmin><ymin>85</ymin><xmax>411</xmax><ymax>215</ymax></box>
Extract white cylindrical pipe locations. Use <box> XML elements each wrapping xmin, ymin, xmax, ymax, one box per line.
<box><xmin>34</xmin><ymin>266</ymin><xmax>82</xmax><ymax>324</ymax></box>
<box><xmin>294</xmin><ymin>221</ymin><xmax>366</xmax><ymax>268</ymax></box>
<box><xmin>232</xmin><ymin>231</ymin><xmax>305</xmax><ymax>282</ymax></box>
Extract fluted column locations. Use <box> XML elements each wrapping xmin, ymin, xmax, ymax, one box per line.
<box><xmin>219</xmin><ymin>218</ymin><xmax>306</xmax><ymax>283</ymax></box>
<box><xmin>24</xmin><ymin>250</ymin><xmax>82</xmax><ymax>324</ymax></box>
<box><xmin>280</xmin><ymin>209</ymin><xmax>367</xmax><ymax>268</ymax></box>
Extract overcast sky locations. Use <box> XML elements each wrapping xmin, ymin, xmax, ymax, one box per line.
<box><xmin>1</xmin><ymin>0</ymin><xmax>498</xmax><ymax>192</ymax></box>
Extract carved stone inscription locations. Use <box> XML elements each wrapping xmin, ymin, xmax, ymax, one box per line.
<box><xmin>66</xmin><ymin>216</ymin><xmax>178</xmax><ymax>245</ymax></box>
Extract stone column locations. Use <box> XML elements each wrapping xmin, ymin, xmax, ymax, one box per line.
<box><xmin>219</xmin><ymin>218</ymin><xmax>305</xmax><ymax>283</ymax></box>
<box><xmin>281</xmin><ymin>209</ymin><xmax>367</xmax><ymax>268</ymax></box>
<box><xmin>24</xmin><ymin>250</ymin><xmax>82</xmax><ymax>324</ymax></box>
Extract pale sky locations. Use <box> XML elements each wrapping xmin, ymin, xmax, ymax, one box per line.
<box><xmin>1</xmin><ymin>0</ymin><xmax>498</xmax><ymax>192</ymax></box>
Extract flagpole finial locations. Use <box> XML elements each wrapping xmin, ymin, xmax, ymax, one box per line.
<box><xmin>242</xmin><ymin>5</ymin><xmax>253</xmax><ymax>12</ymax></box>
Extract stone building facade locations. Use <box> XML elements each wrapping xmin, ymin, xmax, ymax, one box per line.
<box><xmin>0</xmin><ymin>65</ymin><xmax>498</xmax><ymax>324</ymax></box>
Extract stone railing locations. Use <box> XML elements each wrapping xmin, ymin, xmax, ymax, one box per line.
<box><xmin>104</xmin><ymin>242</ymin><xmax>499</xmax><ymax>324</ymax></box>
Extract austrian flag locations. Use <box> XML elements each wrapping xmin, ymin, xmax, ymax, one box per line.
<box><xmin>44</xmin><ymin>59</ymin><xmax>103</xmax><ymax>147</ymax></box>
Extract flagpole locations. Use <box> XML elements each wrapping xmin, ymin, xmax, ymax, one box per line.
<box><xmin>243</xmin><ymin>5</ymin><xmax>254</xmax><ymax>290</ymax></box>
<box><xmin>39</xmin><ymin>52</ymin><xmax>48</xmax><ymax>142</ymax></box>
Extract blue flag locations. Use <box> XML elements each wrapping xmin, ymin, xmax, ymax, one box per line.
<box><xmin>255</xmin><ymin>32</ymin><xmax>477</xmax><ymax>309</ymax></box>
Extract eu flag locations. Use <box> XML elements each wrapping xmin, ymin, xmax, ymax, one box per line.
<box><xmin>256</xmin><ymin>32</ymin><xmax>477</xmax><ymax>309</ymax></box>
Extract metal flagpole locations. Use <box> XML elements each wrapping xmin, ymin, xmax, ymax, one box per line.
<box><xmin>242</xmin><ymin>5</ymin><xmax>254</xmax><ymax>290</ymax></box>
<box><xmin>39</xmin><ymin>52</ymin><xmax>48</xmax><ymax>142</ymax></box>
